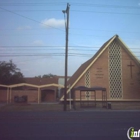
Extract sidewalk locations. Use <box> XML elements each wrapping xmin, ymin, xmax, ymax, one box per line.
<box><xmin>0</xmin><ymin>102</ymin><xmax>140</xmax><ymax>112</ymax></box>
<box><xmin>71</xmin><ymin>108</ymin><xmax>140</xmax><ymax>112</ymax></box>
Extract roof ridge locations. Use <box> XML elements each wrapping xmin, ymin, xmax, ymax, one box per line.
<box><xmin>67</xmin><ymin>35</ymin><xmax>116</xmax><ymax>86</ymax></box>
<box><xmin>60</xmin><ymin>35</ymin><xmax>121</xmax><ymax>100</ymax></box>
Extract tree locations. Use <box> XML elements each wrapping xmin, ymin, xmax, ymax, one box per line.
<box><xmin>35</xmin><ymin>75</ymin><xmax>42</xmax><ymax>78</ymax></box>
<box><xmin>0</xmin><ymin>60</ymin><xmax>24</xmax><ymax>85</ymax></box>
<box><xmin>42</xmin><ymin>73</ymin><xmax>56</xmax><ymax>78</ymax></box>
<box><xmin>35</xmin><ymin>73</ymin><xmax>57</xmax><ymax>78</ymax></box>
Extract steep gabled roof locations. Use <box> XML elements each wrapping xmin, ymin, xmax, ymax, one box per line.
<box><xmin>116</xmin><ymin>36</ymin><xmax>140</xmax><ymax>66</ymax></box>
<box><xmin>67</xmin><ymin>35</ymin><xmax>116</xmax><ymax>87</ymax></box>
<box><xmin>60</xmin><ymin>34</ymin><xmax>140</xmax><ymax>100</ymax></box>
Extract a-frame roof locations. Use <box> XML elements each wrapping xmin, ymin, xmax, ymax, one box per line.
<box><xmin>60</xmin><ymin>34</ymin><xmax>140</xmax><ymax>100</ymax></box>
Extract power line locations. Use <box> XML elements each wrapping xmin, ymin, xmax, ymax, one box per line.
<box><xmin>71</xmin><ymin>3</ymin><xmax>140</xmax><ymax>9</ymax></box>
<box><xmin>0</xmin><ymin>9</ymin><xmax>61</xmax><ymax>12</ymax></box>
<box><xmin>0</xmin><ymin>9</ymin><xmax>140</xmax><ymax>16</ymax></box>
<box><xmin>69</xmin><ymin>28</ymin><xmax>140</xmax><ymax>34</ymax></box>
<box><xmin>0</xmin><ymin>45</ymin><xmax>99</xmax><ymax>48</ymax></box>
<box><xmin>71</xmin><ymin>10</ymin><xmax>140</xmax><ymax>16</ymax></box>
<box><xmin>1</xmin><ymin>54</ymin><xmax>140</xmax><ymax>59</ymax></box>
<box><xmin>0</xmin><ymin>2</ymin><xmax>140</xmax><ymax>10</ymax></box>
<box><xmin>0</xmin><ymin>7</ymin><xmax>65</xmax><ymax>32</ymax></box>
<box><xmin>1</xmin><ymin>49</ymin><xmax>140</xmax><ymax>54</ymax></box>
<box><xmin>1</xmin><ymin>45</ymin><xmax>140</xmax><ymax>50</ymax></box>
<box><xmin>14</xmin><ymin>56</ymin><xmax>51</xmax><ymax>64</ymax></box>
<box><xmin>1</xmin><ymin>52</ymin><xmax>140</xmax><ymax>56</ymax></box>
<box><xmin>0</xmin><ymin>33</ymin><xmax>139</xmax><ymax>41</ymax></box>
<box><xmin>0</xmin><ymin>2</ymin><xmax>66</xmax><ymax>6</ymax></box>
<box><xmin>0</xmin><ymin>28</ymin><xmax>140</xmax><ymax>35</ymax></box>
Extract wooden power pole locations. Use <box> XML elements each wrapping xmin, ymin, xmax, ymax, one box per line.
<box><xmin>63</xmin><ymin>3</ymin><xmax>70</xmax><ymax>111</ymax></box>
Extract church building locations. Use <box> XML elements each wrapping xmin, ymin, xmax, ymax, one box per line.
<box><xmin>60</xmin><ymin>35</ymin><xmax>140</xmax><ymax>103</ymax></box>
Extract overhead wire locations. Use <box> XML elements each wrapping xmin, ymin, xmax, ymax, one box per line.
<box><xmin>70</xmin><ymin>3</ymin><xmax>140</xmax><ymax>9</ymax></box>
<box><xmin>0</xmin><ymin>2</ymin><xmax>139</xmax><ymax>70</ymax></box>
<box><xmin>1</xmin><ymin>45</ymin><xmax>140</xmax><ymax>49</ymax></box>
<box><xmin>0</xmin><ymin>2</ymin><xmax>140</xmax><ymax>9</ymax></box>
<box><xmin>0</xmin><ymin>9</ymin><xmax>140</xmax><ymax>16</ymax></box>
<box><xmin>0</xmin><ymin>33</ymin><xmax>139</xmax><ymax>41</ymax></box>
<box><xmin>0</xmin><ymin>2</ymin><xmax>66</xmax><ymax>6</ymax></box>
<box><xmin>1</xmin><ymin>55</ymin><xmax>140</xmax><ymax>60</ymax></box>
<box><xmin>0</xmin><ymin>9</ymin><xmax>61</xmax><ymax>12</ymax></box>
<box><xmin>0</xmin><ymin>6</ymin><xmax>139</xmax><ymax>38</ymax></box>
<box><xmin>71</xmin><ymin>10</ymin><xmax>140</xmax><ymax>16</ymax></box>
<box><xmin>69</xmin><ymin>28</ymin><xmax>140</xmax><ymax>34</ymax></box>
<box><xmin>0</xmin><ymin>2</ymin><xmax>140</xmax><ymax>60</ymax></box>
<box><xmin>0</xmin><ymin>7</ymin><xmax>65</xmax><ymax>32</ymax></box>
<box><xmin>0</xmin><ymin>27</ymin><xmax>140</xmax><ymax>34</ymax></box>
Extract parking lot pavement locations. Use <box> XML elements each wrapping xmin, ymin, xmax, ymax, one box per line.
<box><xmin>0</xmin><ymin>111</ymin><xmax>140</xmax><ymax>140</ymax></box>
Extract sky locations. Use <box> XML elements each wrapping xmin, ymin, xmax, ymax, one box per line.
<box><xmin>0</xmin><ymin>0</ymin><xmax>140</xmax><ymax>77</ymax></box>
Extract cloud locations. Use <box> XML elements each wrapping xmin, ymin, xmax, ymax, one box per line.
<box><xmin>41</xmin><ymin>18</ymin><xmax>65</xmax><ymax>28</ymax></box>
<box><xmin>17</xmin><ymin>26</ymin><xmax>32</xmax><ymax>31</ymax></box>
<box><xmin>31</xmin><ymin>40</ymin><xmax>44</xmax><ymax>46</ymax></box>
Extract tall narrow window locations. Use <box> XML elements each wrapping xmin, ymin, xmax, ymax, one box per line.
<box><xmin>85</xmin><ymin>70</ymin><xmax>90</xmax><ymax>99</ymax></box>
<box><xmin>108</xmin><ymin>41</ymin><xmax>123</xmax><ymax>99</ymax></box>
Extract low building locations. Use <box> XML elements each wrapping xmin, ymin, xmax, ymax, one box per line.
<box><xmin>0</xmin><ymin>77</ymin><xmax>64</xmax><ymax>103</ymax></box>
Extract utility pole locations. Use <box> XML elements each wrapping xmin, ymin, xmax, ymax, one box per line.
<box><xmin>62</xmin><ymin>3</ymin><xmax>70</xmax><ymax>111</ymax></box>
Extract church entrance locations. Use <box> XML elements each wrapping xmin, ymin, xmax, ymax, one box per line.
<box><xmin>80</xmin><ymin>91</ymin><xmax>96</xmax><ymax>108</ymax></box>
<box><xmin>72</xmin><ymin>86</ymin><xmax>107</xmax><ymax>109</ymax></box>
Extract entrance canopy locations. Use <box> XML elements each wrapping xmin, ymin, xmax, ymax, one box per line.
<box><xmin>72</xmin><ymin>86</ymin><xmax>107</xmax><ymax>109</ymax></box>
<box><xmin>73</xmin><ymin>86</ymin><xmax>106</xmax><ymax>91</ymax></box>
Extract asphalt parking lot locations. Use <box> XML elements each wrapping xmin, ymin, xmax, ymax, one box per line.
<box><xmin>0</xmin><ymin>110</ymin><xmax>140</xmax><ymax>140</ymax></box>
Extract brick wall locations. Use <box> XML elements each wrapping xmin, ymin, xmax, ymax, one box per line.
<box><xmin>0</xmin><ymin>89</ymin><xmax>57</xmax><ymax>103</ymax></box>
<box><xmin>121</xmin><ymin>47</ymin><xmax>140</xmax><ymax>99</ymax></box>
<box><xmin>44</xmin><ymin>90</ymin><xmax>55</xmax><ymax>102</ymax></box>
<box><xmin>41</xmin><ymin>89</ymin><xmax>56</xmax><ymax>102</ymax></box>
<box><xmin>0</xmin><ymin>89</ymin><xmax>39</xmax><ymax>103</ymax></box>
<box><xmin>11</xmin><ymin>90</ymin><xmax>38</xmax><ymax>103</ymax></box>
<box><xmin>0</xmin><ymin>90</ymin><xmax>7</xmax><ymax>102</ymax></box>
<box><xmin>74</xmin><ymin>48</ymin><xmax>109</xmax><ymax>100</ymax></box>
<box><xmin>72</xmin><ymin>42</ymin><xmax>140</xmax><ymax>101</ymax></box>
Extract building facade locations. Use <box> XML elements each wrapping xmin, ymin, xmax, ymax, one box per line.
<box><xmin>61</xmin><ymin>35</ymin><xmax>140</xmax><ymax>102</ymax></box>
<box><xmin>0</xmin><ymin>77</ymin><xmax>64</xmax><ymax>103</ymax></box>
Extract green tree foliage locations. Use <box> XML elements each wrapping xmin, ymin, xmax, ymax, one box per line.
<box><xmin>35</xmin><ymin>75</ymin><xmax>42</xmax><ymax>78</ymax></box>
<box><xmin>0</xmin><ymin>60</ymin><xmax>24</xmax><ymax>85</ymax></box>
<box><xmin>42</xmin><ymin>73</ymin><xmax>56</xmax><ymax>78</ymax></box>
<box><xmin>35</xmin><ymin>73</ymin><xmax>57</xmax><ymax>78</ymax></box>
